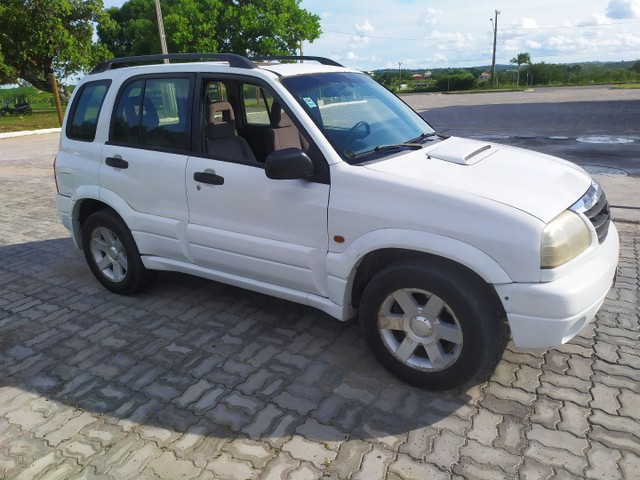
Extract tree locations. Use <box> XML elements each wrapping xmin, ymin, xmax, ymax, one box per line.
<box><xmin>510</xmin><ymin>52</ymin><xmax>531</xmax><ymax>88</ymax></box>
<box><xmin>0</xmin><ymin>0</ymin><xmax>112</xmax><ymax>99</ymax></box>
<box><xmin>98</xmin><ymin>0</ymin><xmax>321</xmax><ymax>58</ymax></box>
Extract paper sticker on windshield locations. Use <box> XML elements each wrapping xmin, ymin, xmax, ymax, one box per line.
<box><xmin>303</xmin><ymin>97</ymin><xmax>317</xmax><ymax>108</ymax></box>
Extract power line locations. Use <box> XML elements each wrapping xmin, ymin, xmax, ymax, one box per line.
<box><xmin>322</xmin><ymin>19</ymin><xmax>640</xmax><ymax>43</ymax></box>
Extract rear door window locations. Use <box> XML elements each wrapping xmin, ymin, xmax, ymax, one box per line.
<box><xmin>66</xmin><ymin>80</ymin><xmax>111</xmax><ymax>141</ymax></box>
<box><xmin>111</xmin><ymin>76</ymin><xmax>192</xmax><ymax>152</ymax></box>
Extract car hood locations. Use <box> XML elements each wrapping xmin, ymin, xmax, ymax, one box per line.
<box><xmin>363</xmin><ymin>136</ymin><xmax>591</xmax><ymax>223</ymax></box>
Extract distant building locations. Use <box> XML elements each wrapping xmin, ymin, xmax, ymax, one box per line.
<box><xmin>411</xmin><ymin>74</ymin><xmax>425</xmax><ymax>80</ymax></box>
<box><xmin>479</xmin><ymin>72</ymin><xmax>491</xmax><ymax>79</ymax></box>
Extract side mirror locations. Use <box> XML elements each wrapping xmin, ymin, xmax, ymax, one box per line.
<box><xmin>265</xmin><ymin>148</ymin><xmax>314</xmax><ymax>180</ymax></box>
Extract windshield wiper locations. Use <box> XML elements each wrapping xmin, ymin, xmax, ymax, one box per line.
<box><xmin>345</xmin><ymin>142</ymin><xmax>423</xmax><ymax>160</ymax></box>
<box><xmin>407</xmin><ymin>131</ymin><xmax>439</xmax><ymax>143</ymax></box>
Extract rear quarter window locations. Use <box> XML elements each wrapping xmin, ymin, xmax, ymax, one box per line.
<box><xmin>66</xmin><ymin>80</ymin><xmax>111</xmax><ymax>141</ymax></box>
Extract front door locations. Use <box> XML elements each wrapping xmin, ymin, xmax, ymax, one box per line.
<box><xmin>185</xmin><ymin>77</ymin><xmax>330</xmax><ymax>296</ymax></box>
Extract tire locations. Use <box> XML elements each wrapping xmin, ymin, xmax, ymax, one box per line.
<box><xmin>359</xmin><ymin>259</ymin><xmax>508</xmax><ymax>391</ymax></box>
<box><xmin>81</xmin><ymin>210</ymin><xmax>150</xmax><ymax>294</ymax></box>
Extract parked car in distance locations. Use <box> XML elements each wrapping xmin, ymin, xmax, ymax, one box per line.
<box><xmin>55</xmin><ymin>53</ymin><xmax>619</xmax><ymax>390</ymax></box>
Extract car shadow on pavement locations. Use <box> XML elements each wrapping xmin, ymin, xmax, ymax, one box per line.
<box><xmin>0</xmin><ymin>238</ymin><xmax>474</xmax><ymax>445</ymax></box>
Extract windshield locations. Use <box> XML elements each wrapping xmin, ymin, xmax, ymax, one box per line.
<box><xmin>281</xmin><ymin>72</ymin><xmax>437</xmax><ymax>163</ymax></box>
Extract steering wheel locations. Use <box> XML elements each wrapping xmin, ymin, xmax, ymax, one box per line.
<box><xmin>347</xmin><ymin>121</ymin><xmax>371</xmax><ymax>144</ymax></box>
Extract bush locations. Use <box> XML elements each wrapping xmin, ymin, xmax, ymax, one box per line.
<box><xmin>436</xmin><ymin>73</ymin><xmax>476</xmax><ymax>92</ymax></box>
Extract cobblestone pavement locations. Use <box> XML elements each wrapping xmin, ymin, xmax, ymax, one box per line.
<box><xmin>0</xmin><ymin>133</ymin><xmax>639</xmax><ymax>479</ymax></box>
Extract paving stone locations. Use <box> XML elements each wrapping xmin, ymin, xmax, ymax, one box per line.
<box><xmin>584</xmin><ymin>441</ymin><xmax>623</xmax><ymax>479</ymax></box>
<box><xmin>147</xmin><ymin>451</ymin><xmax>201</xmax><ymax>480</ymax></box>
<box><xmin>59</xmin><ymin>438</ymin><xmax>101</xmax><ymax>463</ymax></box>
<box><xmin>204</xmin><ymin>402</ymin><xmax>253</xmax><ymax>432</ymax></box>
<box><xmin>467</xmin><ymin>408</ymin><xmax>501</xmax><ymax>445</ymax></box>
<box><xmin>459</xmin><ymin>438</ymin><xmax>519</xmax><ymax>475</ymax></box>
<box><xmin>287</xmin><ymin>462</ymin><xmax>324</xmax><ymax>480</ymax></box>
<box><xmin>524</xmin><ymin>440</ymin><xmax>587</xmax><ymax>477</ymax></box>
<box><xmin>12</xmin><ymin>451</ymin><xmax>63</xmax><ymax>480</ymax></box>
<box><xmin>282</xmin><ymin>435</ymin><xmax>337</xmax><ymax>468</ymax></box>
<box><xmin>388</xmin><ymin>452</ymin><xmax>449</xmax><ymax>480</ymax></box>
<box><xmin>590</xmin><ymin>410</ymin><xmax>640</xmax><ymax>439</ymax></box>
<box><xmin>243</xmin><ymin>403</ymin><xmax>283</xmax><ymax>439</ymax></box>
<box><xmin>222</xmin><ymin>438</ymin><xmax>274</xmax><ymax>469</ymax></box>
<box><xmin>205</xmin><ymin>452</ymin><xmax>258</xmax><ymax>480</ymax></box>
<box><xmin>619</xmin><ymin>451</ymin><xmax>640</xmax><ymax>479</ymax></box>
<box><xmin>527</xmin><ymin>424</ymin><xmax>589</xmax><ymax>457</ymax></box>
<box><xmin>531</xmin><ymin>395</ymin><xmax>563</xmax><ymax>430</ymax></box>
<box><xmin>258</xmin><ymin>452</ymin><xmax>298</xmax><ymax>480</ymax></box>
<box><xmin>589</xmin><ymin>424</ymin><xmax>640</xmax><ymax>453</ymax></box>
<box><xmin>264</xmin><ymin>414</ymin><xmax>300</xmax><ymax>449</ymax></box>
<box><xmin>399</xmin><ymin>425</ymin><xmax>438</xmax><ymax>460</ymax></box>
<box><xmin>294</xmin><ymin>418</ymin><xmax>348</xmax><ymax>450</ymax></box>
<box><xmin>618</xmin><ymin>389</ymin><xmax>640</xmax><ymax>420</ymax></box>
<box><xmin>495</xmin><ymin>415</ymin><xmax>527</xmax><ymax>454</ymax></box>
<box><xmin>189</xmin><ymin>386</ymin><xmax>226</xmax><ymax>415</ymax></box>
<box><xmin>557</xmin><ymin>402</ymin><xmax>590</xmax><ymax>437</ymax></box>
<box><xmin>423</xmin><ymin>429</ymin><xmax>464</xmax><ymax>470</ymax></box>
<box><xmin>352</xmin><ymin>444</ymin><xmax>395</xmax><ymax>480</ymax></box>
<box><xmin>591</xmin><ymin>383</ymin><xmax>621</xmax><ymax>415</ymax></box>
<box><xmin>516</xmin><ymin>457</ymin><xmax>556</xmax><ymax>480</ymax></box>
<box><xmin>108</xmin><ymin>442</ymin><xmax>163</xmax><ymax>479</ymax></box>
<box><xmin>273</xmin><ymin>391</ymin><xmax>316</xmax><ymax>415</ymax></box>
<box><xmin>327</xmin><ymin>440</ymin><xmax>371</xmax><ymax>479</ymax></box>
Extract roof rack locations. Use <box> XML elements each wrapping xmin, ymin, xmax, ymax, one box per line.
<box><xmin>250</xmin><ymin>55</ymin><xmax>343</xmax><ymax>67</ymax></box>
<box><xmin>90</xmin><ymin>53</ymin><xmax>256</xmax><ymax>74</ymax></box>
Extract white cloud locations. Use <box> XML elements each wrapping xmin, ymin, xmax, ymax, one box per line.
<box><xmin>606</xmin><ymin>0</ymin><xmax>640</xmax><ymax>19</ymax></box>
<box><xmin>513</xmin><ymin>18</ymin><xmax>538</xmax><ymax>29</ymax></box>
<box><xmin>355</xmin><ymin>19</ymin><xmax>375</xmax><ymax>36</ymax></box>
<box><xmin>526</xmin><ymin>40</ymin><xmax>542</xmax><ymax>50</ymax></box>
<box><xmin>578</xmin><ymin>13</ymin><xmax>609</xmax><ymax>26</ymax></box>
<box><xmin>420</xmin><ymin>7</ymin><xmax>439</xmax><ymax>27</ymax></box>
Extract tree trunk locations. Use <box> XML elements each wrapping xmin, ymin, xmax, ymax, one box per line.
<box><xmin>21</xmin><ymin>74</ymin><xmax>72</xmax><ymax>102</ymax></box>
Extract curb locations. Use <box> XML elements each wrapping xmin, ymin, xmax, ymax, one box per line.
<box><xmin>0</xmin><ymin>128</ymin><xmax>61</xmax><ymax>139</ymax></box>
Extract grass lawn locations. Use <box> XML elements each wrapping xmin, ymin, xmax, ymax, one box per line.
<box><xmin>0</xmin><ymin>110</ymin><xmax>62</xmax><ymax>133</ymax></box>
<box><xmin>611</xmin><ymin>83</ymin><xmax>640</xmax><ymax>89</ymax></box>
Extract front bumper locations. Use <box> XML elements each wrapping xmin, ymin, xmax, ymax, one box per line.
<box><xmin>495</xmin><ymin>223</ymin><xmax>619</xmax><ymax>348</ymax></box>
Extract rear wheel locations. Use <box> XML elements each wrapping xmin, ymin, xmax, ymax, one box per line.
<box><xmin>360</xmin><ymin>260</ymin><xmax>508</xmax><ymax>390</ymax></box>
<box><xmin>82</xmin><ymin>210</ymin><xmax>149</xmax><ymax>294</ymax></box>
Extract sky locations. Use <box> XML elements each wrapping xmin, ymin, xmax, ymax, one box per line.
<box><xmin>103</xmin><ymin>0</ymin><xmax>640</xmax><ymax>71</ymax></box>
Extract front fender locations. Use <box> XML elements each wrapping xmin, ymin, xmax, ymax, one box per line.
<box><xmin>325</xmin><ymin>228</ymin><xmax>512</xmax><ymax>309</ymax></box>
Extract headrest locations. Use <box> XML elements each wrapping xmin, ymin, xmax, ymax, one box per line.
<box><xmin>208</xmin><ymin>101</ymin><xmax>235</xmax><ymax>124</ymax></box>
<box><xmin>270</xmin><ymin>101</ymin><xmax>293</xmax><ymax>128</ymax></box>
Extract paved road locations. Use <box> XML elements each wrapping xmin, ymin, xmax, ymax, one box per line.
<box><xmin>404</xmin><ymin>85</ymin><xmax>640</xmax><ymax>177</ymax></box>
<box><xmin>0</xmin><ymin>94</ymin><xmax>639</xmax><ymax>478</ymax></box>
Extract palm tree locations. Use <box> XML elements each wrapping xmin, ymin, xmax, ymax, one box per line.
<box><xmin>510</xmin><ymin>52</ymin><xmax>531</xmax><ymax>88</ymax></box>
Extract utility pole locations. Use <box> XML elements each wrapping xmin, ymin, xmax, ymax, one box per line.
<box><xmin>490</xmin><ymin>10</ymin><xmax>500</xmax><ymax>86</ymax></box>
<box><xmin>154</xmin><ymin>0</ymin><xmax>169</xmax><ymax>63</ymax></box>
<box><xmin>398</xmin><ymin>61</ymin><xmax>403</xmax><ymax>89</ymax></box>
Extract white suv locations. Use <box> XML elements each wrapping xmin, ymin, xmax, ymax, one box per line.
<box><xmin>55</xmin><ymin>53</ymin><xmax>619</xmax><ymax>390</ymax></box>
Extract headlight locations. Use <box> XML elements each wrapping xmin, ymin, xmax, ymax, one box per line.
<box><xmin>541</xmin><ymin>210</ymin><xmax>591</xmax><ymax>268</ymax></box>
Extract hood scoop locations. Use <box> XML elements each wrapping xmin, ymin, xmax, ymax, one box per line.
<box><xmin>427</xmin><ymin>138</ymin><xmax>495</xmax><ymax>165</ymax></box>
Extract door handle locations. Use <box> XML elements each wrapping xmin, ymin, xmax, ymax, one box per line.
<box><xmin>106</xmin><ymin>157</ymin><xmax>129</xmax><ymax>169</ymax></box>
<box><xmin>194</xmin><ymin>171</ymin><xmax>224</xmax><ymax>185</ymax></box>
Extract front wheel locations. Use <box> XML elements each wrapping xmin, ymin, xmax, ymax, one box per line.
<box><xmin>81</xmin><ymin>210</ymin><xmax>150</xmax><ymax>294</ymax></box>
<box><xmin>359</xmin><ymin>260</ymin><xmax>508</xmax><ymax>391</ymax></box>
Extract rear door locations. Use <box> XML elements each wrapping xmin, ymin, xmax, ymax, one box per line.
<box><xmin>100</xmin><ymin>75</ymin><xmax>193</xmax><ymax>260</ymax></box>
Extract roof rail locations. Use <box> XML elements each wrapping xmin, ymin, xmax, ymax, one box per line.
<box><xmin>91</xmin><ymin>53</ymin><xmax>256</xmax><ymax>74</ymax></box>
<box><xmin>250</xmin><ymin>56</ymin><xmax>344</xmax><ymax>67</ymax></box>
